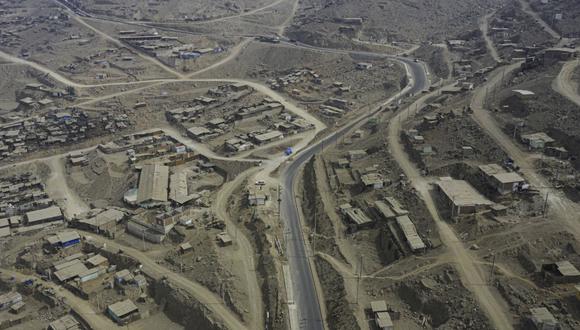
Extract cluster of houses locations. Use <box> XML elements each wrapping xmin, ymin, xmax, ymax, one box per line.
<box><xmin>0</xmin><ymin>108</ymin><xmax>130</xmax><ymax>160</ymax></box>
<box><xmin>0</xmin><ymin>173</ymin><xmax>65</xmax><ymax>238</ymax></box>
<box><xmin>266</xmin><ymin>68</ymin><xmax>322</xmax><ymax>90</ymax></box>
<box><xmin>0</xmin><ymin>9</ymin><xmax>70</xmax><ymax>50</ymax></box>
<box><xmin>117</xmin><ymin>30</ymin><xmax>223</xmax><ymax>66</ymax></box>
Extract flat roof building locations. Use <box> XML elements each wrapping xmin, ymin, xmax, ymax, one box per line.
<box><xmin>137</xmin><ymin>164</ymin><xmax>169</xmax><ymax>207</ymax></box>
<box><xmin>252</xmin><ymin>131</ymin><xmax>284</xmax><ymax>144</ymax></box>
<box><xmin>48</xmin><ymin>314</ymin><xmax>82</xmax><ymax>330</ymax></box>
<box><xmin>435</xmin><ymin>178</ymin><xmax>494</xmax><ymax>216</ymax></box>
<box><xmin>46</xmin><ymin>231</ymin><xmax>81</xmax><ymax>249</ymax></box>
<box><xmin>542</xmin><ymin>261</ymin><xmax>580</xmax><ymax>284</ymax></box>
<box><xmin>26</xmin><ymin>206</ymin><xmax>63</xmax><ymax>225</ymax></box>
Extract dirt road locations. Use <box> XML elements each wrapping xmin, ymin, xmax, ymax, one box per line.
<box><xmin>517</xmin><ymin>0</ymin><xmax>560</xmax><ymax>40</ymax></box>
<box><xmin>212</xmin><ymin>167</ymin><xmax>264</xmax><ymax>330</ymax></box>
<box><xmin>480</xmin><ymin>12</ymin><xmax>501</xmax><ymax>63</ymax></box>
<box><xmin>387</xmin><ymin>88</ymin><xmax>514</xmax><ymax>330</ymax></box>
<box><xmin>44</xmin><ymin>157</ymin><xmax>90</xmax><ymax>218</ymax></box>
<box><xmin>553</xmin><ymin>59</ymin><xmax>580</xmax><ymax>107</ymax></box>
<box><xmin>0</xmin><ymin>268</ymin><xmax>122</xmax><ymax>329</ymax></box>
<box><xmin>83</xmin><ymin>234</ymin><xmax>248</xmax><ymax>330</ymax></box>
<box><xmin>470</xmin><ymin>63</ymin><xmax>580</xmax><ymax>240</ymax></box>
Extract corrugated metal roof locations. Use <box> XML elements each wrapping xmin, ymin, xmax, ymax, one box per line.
<box><xmin>108</xmin><ymin>299</ymin><xmax>138</xmax><ymax>317</ymax></box>
<box><xmin>26</xmin><ymin>206</ymin><xmax>63</xmax><ymax>223</ymax></box>
<box><xmin>54</xmin><ymin>262</ymin><xmax>88</xmax><ymax>282</ymax></box>
<box><xmin>137</xmin><ymin>164</ymin><xmax>169</xmax><ymax>204</ymax></box>
<box><xmin>396</xmin><ymin>215</ymin><xmax>426</xmax><ymax>251</ymax></box>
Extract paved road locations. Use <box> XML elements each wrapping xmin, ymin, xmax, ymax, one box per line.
<box><xmin>280</xmin><ymin>57</ymin><xmax>428</xmax><ymax>329</ymax></box>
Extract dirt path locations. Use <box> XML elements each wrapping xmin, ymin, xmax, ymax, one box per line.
<box><xmin>517</xmin><ymin>0</ymin><xmax>561</xmax><ymax>40</ymax></box>
<box><xmin>0</xmin><ymin>268</ymin><xmax>122</xmax><ymax>329</ymax></box>
<box><xmin>470</xmin><ymin>63</ymin><xmax>580</xmax><ymax>240</ymax></box>
<box><xmin>44</xmin><ymin>157</ymin><xmax>90</xmax><ymax>218</ymax></box>
<box><xmin>387</xmin><ymin>88</ymin><xmax>514</xmax><ymax>330</ymax></box>
<box><xmin>69</xmin><ymin>14</ymin><xmax>185</xmax><ymax>79</ymax></box>
<box><xmin>480</xmin><ymin>12</ymin><xmax>501</xmax><ymax>63</ymax></box>
<box><xmin>432</xmin><ymin>43</ymin><xmax>453</xmax><ymax>81</ymax></box>
<box><xmin>212</xmin><ymin>167</ymin><xmax>264</xmax><ymax>330</ymax></box>
<box><xmin>553</xmin><ymin>60</ymin><xmax>580</xmax><ymax>107</ymax></box>
<box><xmin>82</xmin><ymin>233</ymin><xmax>248</xmax><ymax>330</ymax></box>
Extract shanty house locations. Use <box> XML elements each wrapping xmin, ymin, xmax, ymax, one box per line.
<box><xmin>48</xmin><ymin>314</ymin><xmax>82</xmax><ymax>330</ymax></box>
<box><xmin>542</xmin><ymin>261</ymin><xmax>580</xmax><ymax>284</ymax></box>
<box><xmin>0</xmin><ymin>292</ymin><xmax>22</xmax><ymax>311</ymax></box>
<box><xmin>370</xmin><ymin>300</ymin><xmax>393</xmax><ymax>330</ymax></box>
<box><xmin>521</xmin><ymin>132</ymin><xmax>555</xmax><ymax>150</ymax></box>
<box><xmin>344</xmin><ymin>208</ymin><xmax>373</xmax><ymax>229</ymax></box>
<box><xmin>528</xmin><ymin>307</ymin><xmax>559</xmax><ymax>330</ymax></box>
<box><xmin>107</xmin><ymin>299</ymin><xmax>139</xmax><ymax>324</ymax></box>
<box><xmin>25</xmin><ymin>206</ymin><xmax>63</xmax><ymax>225</ymax></box>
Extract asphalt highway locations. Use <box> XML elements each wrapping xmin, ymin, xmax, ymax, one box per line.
<box><xmin>280</xmin><ymin>56</ymin><xmax>428</xmax><ymax>329</ymax></box>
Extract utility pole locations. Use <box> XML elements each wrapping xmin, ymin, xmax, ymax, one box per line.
<box><xmin>142</xmin><ymin>229</ymin><xmax>146</xmax><ymax>251</ymax></box>
<box><xmin>312</xmin><ymin>196</ymin><xmax>317</xmax><ymax>256</ymax></box>
<box><xmin>277</xmin><ymin>184</ymin><xmax>282</xmax><ymax>223</ymax></box>
<box><xmin>356</xmin><ymin>254</ymin><xmax>363</xmax><ymax>304</ymax></box>
<box><xmin>543</xmin><ymin>191</ymin><xmax>550</xmax><ymax>217</ymax></box>
<box><xmin>489</xmin><ymin>254</ymin><xmax>496</xmax><ymax>285</ymax></box>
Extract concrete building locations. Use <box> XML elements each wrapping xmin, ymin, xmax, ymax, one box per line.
<box><xmin>25</xmin><ymin>206</ymin><xmax>63</xmax><ymax>225</ymax></box>
<box><xmin>137</xmin><ymin>164</ymin><xmax>169</xmax><ymax>207</ymax></box>
<box><xmin>186</xmin><ymin>126</ymin><xmax>211</xmax><ymax>140</ymax></box>
<box><xmin>107</xmin><ymin>299</ymin><xmax>139</xmax><ymax>324</ymax></box>
<box><xmin>479</xmin><ymin>164</ymin><xmax>525</xmax><ymax>195</ymax></box>
<box><xmin>435</xmin><ymin>178</ymin><xmax>494</xmax><ymax>216</ymax></box>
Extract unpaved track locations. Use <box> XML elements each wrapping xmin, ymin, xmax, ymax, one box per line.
<box><xmin>82</xmin><ymin>234</ymin><xmax>248</xmax><ymax>330</ymax></box>
<box><xmin>212</xmin><ymin>167</ymin><xmax>264</xmax><ymax>330</ymax></box>
<box><xmin>1</xmin><ymin>268</ymin><xmax>122</xmax><ymax>329</ymax></box>
<box><xmin>44</xmin><ymin>157</ymin><xmax>90</xmax><ymax>218</ymax></box>
<box><xmin>470</xmin><ymin>63</ymin><xmax>580</xmax><ymax>240</ymax></box>
<box><xmin>387</xmin><ymin>88</ymin><xmax>514</xmax><ymax>330</ymax></box>
<box><xmin>480</xmin><ymin>12</ymin><xmax>501</xmax><ymax>63</ymax></box>
<box><xmin>517</xmin><ymin>0</ymin><xmax>560</xmax><ymax>39</ymax></box>
<box><xmin>553</xmin><ymin>60</ymin><xmax>580</xmax><ymax>107</ymax></box>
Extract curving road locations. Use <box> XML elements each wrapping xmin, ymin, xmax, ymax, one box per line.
<box><xmin>280</xmin><ymin>57</ymin><xmax>428</xmax><ymax>329</ymax></box>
